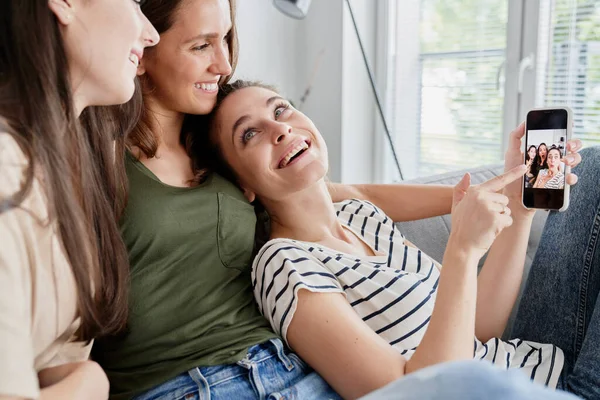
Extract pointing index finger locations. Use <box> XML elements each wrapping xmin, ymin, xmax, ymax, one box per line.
<box><xmin>480</xmin><ymin>165</ymin><xmax>527</xmax><ymax>192</ymax></box>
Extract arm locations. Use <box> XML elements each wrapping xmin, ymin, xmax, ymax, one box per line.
<box><xmin>327</xmin><ymin>182</ymin><xmax>453</xmax><ymax>222</ymax></box>
<box><xmin>404</xmin><ymin>240</ymin><xmax>478</xmax><ymax>373</ymax></box>
<box><xmin>286</xmin><ymin>175</ymin><xmax>520</xmax><ymax>399</ymax></box>
<box><xmin>37</xmin><ymin>362</ymin><xmax>109</xmax><ymax>400</ymax></box>
<box><xmin>288</xmin><ymin>244</ymin><xmax>478</xmax><ymax>400</ymax></box>
<box><xmin>475</xmin><ymin>207</ymin><xmax>534</xmax><ymax>342</ymax></box>
<box><xmin>474</xmin><ymin>126</ymin><xmax>583</xmax><ymax>341</ymax></box>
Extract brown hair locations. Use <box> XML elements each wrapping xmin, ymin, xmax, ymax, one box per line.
<box><xmin>0</xmin><ymin>1</ymin><xmax>133</xmax><ymax>340</ymax></box>
<box><xmin>127</xmin><ymin>0</ymin><xmax>239</xmax><ymax>160</ymax></box>
<box><xmin>199</xmin><ymin>80</ymin><xmax>280</xmax><ymax>251</ymax></box>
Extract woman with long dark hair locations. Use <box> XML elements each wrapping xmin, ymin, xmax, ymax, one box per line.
<box><xmin>525</xmin><ymin>145</ymin><xmax>537</xmax><ymax>187</ymax></box>
<box><xmin>0</xmin><ymin>1</ymin><xmax>158</xmax><ymax>398</ymax></box>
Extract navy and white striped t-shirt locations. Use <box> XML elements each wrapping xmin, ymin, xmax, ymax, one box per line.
<box><xmin>252</xmin><ymin>199</ymin><xmax>564</xmax><ymax>388</ymax></box>
<box><xmin>536</xmin><ymin>169</ymin><xmax>565</xmax><ymax>189</ymax></box>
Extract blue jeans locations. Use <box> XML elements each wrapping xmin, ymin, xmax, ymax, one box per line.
<box><xmin>134</xmin><ymin>338</ymin><xmax>573</xmax><ymax>400</ymax></box>
<box><xmin>133</xmin><ymin>338</ymin><xmax>341</xmax><ymax>400</ymax></box>
<box><xmin>511</xmin><ymin>146</ymin><xmax>600</xmax><ymax>399</ymax></box>
<box><xmin>360</xmin><ymin>360</ymin><xmax>579</xmax><ymax>400</ymax></box>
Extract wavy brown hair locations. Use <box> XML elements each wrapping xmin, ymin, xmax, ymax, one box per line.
<box><xmin>0</xmin><ymin>0</ymin><xmax>135</xmax><ymax>341</ymax></box>
<box><xmin>126</xmin><ymin>0</ymin><xmax>239</xmax><ymax>167</ymax></box>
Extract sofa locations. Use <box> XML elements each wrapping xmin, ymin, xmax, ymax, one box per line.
<box><xmin>396</xmin><ymin>164</ymin><xmax>549</xmax><ymax>339</ymax></box>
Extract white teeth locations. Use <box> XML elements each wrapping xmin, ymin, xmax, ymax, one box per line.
<box><xmin>280</xmin><ymin>141</ymin><xmax>309</xmax><ymax>168</ymax></box>
<box><xmin>129</xmin><ymin>53</ymin><xmax>139</xmax><ymax>67</ymax></box>
<box><xmin>195</xmin><ymin>82</ymin><xmax>218</xmax><ymax>91</ymax></box>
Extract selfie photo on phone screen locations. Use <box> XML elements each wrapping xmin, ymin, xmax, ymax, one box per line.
<box><xmin>523</xmin><ymin>108</ymin><xmax>571</xmax><ymax>211</ymax></box>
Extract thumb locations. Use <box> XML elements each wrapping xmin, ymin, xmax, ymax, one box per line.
<box><xmin>453</xmin><ymin>173</ymin><xmax>471</xmax><ymax>207</ymax></box>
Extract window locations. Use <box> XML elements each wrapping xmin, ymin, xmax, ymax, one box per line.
<box><xmin>534</xmin><ymin>0</ymin><xmax>600</xmax><ymax>144</ymax></box>
<box><xmin>379</xmin><ymin>0</ymin><xmax>600</xmax><ymax>181</ymax></box>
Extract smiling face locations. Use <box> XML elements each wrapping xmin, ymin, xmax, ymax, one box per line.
<box><xmin>140</xmin><ymin>0</ymin><xmax>233</xmax><ymax>115</ymax></box>
<box><xmin>547</xmin><ymin>148</ymin><xmax>561</xmax><ymax>171</ymax></box>
<box><xmin>211</xmin><ymin>86</ymin><xmax>329</xmax><ymax>203</ymax></box>
<box><xmin>50</xmin><ymin>0</ymin><xmax>159</xmax><ymax>109</ymax></box>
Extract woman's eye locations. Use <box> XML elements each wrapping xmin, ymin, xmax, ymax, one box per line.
<box><xmin>275</xmin><ymin>106</ymin><xmax>289</xmax><ymax>119</ymax></box>
<box><xmin>242</xmin><ymin>130</ymin><xmax>257</xmax><ymax>143</ymax></box>
<box><xmin>193</xmin><ymin>44</ymin><xmax>210</xmax><ymax>51</ymax></box>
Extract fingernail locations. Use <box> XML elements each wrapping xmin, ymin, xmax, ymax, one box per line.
<box><xmin>566</xmin><ymin>155</ymin><xmax>575</xmax><ymax>163</ymax></box>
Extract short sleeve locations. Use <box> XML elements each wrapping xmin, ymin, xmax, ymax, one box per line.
<box><xmin>0</xmin><ymin>133</ymin><xmax>40</xmax><ymax>398</ymax></box>
<box><xmin>252</xmin><ymin>240</ymin><xmax>344</xmax><ymax>346</ymax></box>
<box><xmin>46</xmin><ymin>340</ymin><xmax>92</xmax><ymax>369</ymax></box>
<box><xmin>334</xmin><ymin>199</ymin><xmax>385</xmax><ymax>218</ymax></box>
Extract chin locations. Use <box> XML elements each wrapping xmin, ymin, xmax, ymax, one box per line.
<box><xmin>186</xmin><ymin>94</ymin><xmax>218</xmax><ymax>115</ymax></box>
<box><xmin>109</xmin><ymin>80</ymin><xmax>136</xmax><ymax>105</ymax></box>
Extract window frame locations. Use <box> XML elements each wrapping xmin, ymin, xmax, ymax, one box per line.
<box><xmin>374</xmin><ymin>0</ymin><xmax>545</xmax><ymax>182</ymax></box>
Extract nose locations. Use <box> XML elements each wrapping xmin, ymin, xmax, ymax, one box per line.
<box><xmin>272</xmin><ymin>123</ymin><xmax>292</xmax><ymax>144</ymax></box>
<box><xmin>209</xmin><ymin>41</ymin><xmax>233</xmax><ymax>77</ymax></box>
<box><xmin>141</xmin><ymin>14</ymin><xmax>160</xmax><ymax>47</ymax></box>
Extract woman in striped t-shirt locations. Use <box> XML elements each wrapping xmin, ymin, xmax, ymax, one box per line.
<box><xmin>533</xmin><ymin>147</ymin><xmax>565</xmax><ymax>189</ymax></box>
<box><xmin>206</xmin><ymin>80</ymin><xmax>600</xmax><ymax>400</ymax></box>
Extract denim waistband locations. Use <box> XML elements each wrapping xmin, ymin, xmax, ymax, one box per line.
<box><xmin>135</xmin><ymin>338</ymin><xmax>294</xmax><ymax>400</ymax></box>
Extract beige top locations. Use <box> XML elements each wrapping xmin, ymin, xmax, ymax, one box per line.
<box><xmin>0</xmin><ymin>133</ymin><xmax>90</xmax><ymax>399</ymax></box>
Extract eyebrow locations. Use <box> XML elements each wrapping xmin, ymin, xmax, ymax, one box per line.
<box><xmin>183</xmin><ymin>25</ymin><xmax>233</xmax><ymax>44</ymax></box>
<box><xmin>230</xmin><ymin>96</ymin><xmax>286</xmax><ymax>141</ymax></box>
<box><xmin>184</xmin><ymin>32</ymin><xmax>220</xmax><ymax>44</ymax></box>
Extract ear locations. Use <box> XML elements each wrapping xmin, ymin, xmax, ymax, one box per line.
<box><xmin>242</xmin><ymin>187</ymin><xmax>256</xmax><ymax>203</ymax></box>
<box><xmin>48</xmin><ymin>0</ymin><xmax>76</xmax><ymax>26</ymax></box>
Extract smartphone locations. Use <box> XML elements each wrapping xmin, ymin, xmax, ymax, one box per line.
<box><xmin>522</xmin><ymin>107</ymin><xmax>572</xmax><ymax>211</ymax></box>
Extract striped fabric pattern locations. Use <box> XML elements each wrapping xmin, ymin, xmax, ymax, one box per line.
<box><xmin>252</xmin><ymin>199</ymin><xmax>564</xmax><ymax>388</ymax></box>
<box><xmin>537</xmin><ymin>169</ymin><xmax>565</xmax><ymax>189</ymax></box>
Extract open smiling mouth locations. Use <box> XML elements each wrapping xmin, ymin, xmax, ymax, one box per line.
<box><xmin>278</xmin><ymin>140</ymin><xmax>311</xmax><ymax>169</ymax></box>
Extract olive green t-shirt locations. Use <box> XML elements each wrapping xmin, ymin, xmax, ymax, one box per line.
<box><xmin>92</xmin><ymin>153</ymin><xmax>276</xmax><ymax>400</ymax></box>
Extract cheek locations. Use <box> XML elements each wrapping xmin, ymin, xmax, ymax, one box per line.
<box><xmin>103</xmin><ymin>4</ymin><xmax>141</xmax><ymax>52</ymax></box>
<box><xmin>236</xmin><ymin>149</ymin><xmax>272</xmax><ymax>185</ymax></box>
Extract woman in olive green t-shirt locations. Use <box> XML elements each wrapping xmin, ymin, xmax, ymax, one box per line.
<box><xmin>90</xmin><ymin>1</ymin><xmax>475</xmax><ymax>399</ymax></box>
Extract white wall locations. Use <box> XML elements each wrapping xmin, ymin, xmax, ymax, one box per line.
<box><xmin>234</xmin><ymin>0</ymin><xmax>378</xmax><ymax>183</ymax></box>
<box><xmin>299</xmin><ymin>0</ymin><xmax>345</xmax><ymax>182</ymax></box>
<box><xmin>341</xmin><ymin>0</ymin><xmax>377</xmax><ymax>183</ymax></box>
<box><xmin>234</xmin><ymin>0</ymin><xmax>302</xmax><ymax>100</ymax></box>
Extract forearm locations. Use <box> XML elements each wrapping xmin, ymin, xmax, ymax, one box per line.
<box><xmin>329</xmin><ymin>182</ymin><xmax>453</xmax><ymax>222</ymax></box>
<box><xmin>476</xmin><ymin>207</ymin><xmax>535</xmax><ymax>342</ymax></box>
<box><xmin>39</xmin><ymin>362</ymin><xmax>109</xmax><ymax>400</ymax></box>
<box><xmin>406</xmin><ymin>238</ymin><xmax>478</xmax><ymax>374</ymax></box>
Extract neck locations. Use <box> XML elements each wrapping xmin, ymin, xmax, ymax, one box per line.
<box><xmin>145</xmin><ymin>95</ymin><xmax>186</xmax><ymax>152</ymax></box>
<box><xmin>264</xmin><ymin>179</ymin><xmax>346</xmax><ymax>243</ymax></box>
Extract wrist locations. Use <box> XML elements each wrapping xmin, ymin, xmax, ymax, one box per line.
<box><xmin>507</xmin><ymin>198</ymin><xmax>536</xmax><ymax>220</ymax></box>
<box><xmin>445</xmin><ymin>234</ymin><xmax>481</xmax><ymax>266</ymax></box>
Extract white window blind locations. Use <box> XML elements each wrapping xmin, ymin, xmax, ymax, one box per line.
<box><xmin>535</xmin><ymin>0</ymin><xmax>600</xmax><ymax>146</ymax></box>
<box><xmin>388</xmin><ymin>0</ymin><xmax>509</xmax><ymax>179</ymax></box>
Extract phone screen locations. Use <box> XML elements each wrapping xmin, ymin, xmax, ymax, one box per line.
<box><xmin>523</xmin><ymin>109</ymin><xmax>568</xmax><ymax>210</ymax></box>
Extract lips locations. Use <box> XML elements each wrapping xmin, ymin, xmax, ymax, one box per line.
<box><xmin>278</xmin><ymin>139</ymin><xmax>311</xmax><ymax>169</ymax></box>
<box><xmin>129</xmin><ymin>48</ymin><xmax>144</xmax><ymax>67</ymax></box>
